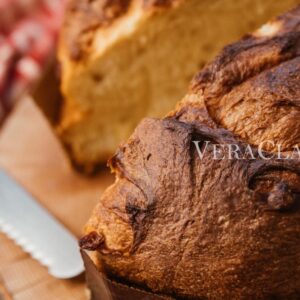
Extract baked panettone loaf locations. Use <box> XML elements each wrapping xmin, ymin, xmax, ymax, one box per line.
<box><xmin>80</xmin><ymin>6</ymin><xmax>300</xmax><ymax>299</ymax></box>
<box><xmin>58</xmin><ymin>0</ymin><xmax>299</xmax><ymax>172</ymax></box>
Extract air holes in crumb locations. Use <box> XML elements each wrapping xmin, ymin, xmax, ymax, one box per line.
<box><xmin>92</xmin><ymin>73</ymin><xmax>103</xmax><ymax>83</ymax></box>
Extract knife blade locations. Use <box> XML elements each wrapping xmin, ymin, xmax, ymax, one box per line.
<box><xmin>0</xmin><ymin>169</ymin><xmax>84</xmax><ymax>279</ymax></box>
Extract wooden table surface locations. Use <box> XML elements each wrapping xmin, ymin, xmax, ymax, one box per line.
<box><xmin>0</xmin><ymin>97</ymin><xmax>113</xmax><ymax>300</ymax></box>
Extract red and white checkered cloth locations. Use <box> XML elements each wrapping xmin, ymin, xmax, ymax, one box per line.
<box><xmin>0</xmin><ymin>0</ymin><xmax>66</xmax><ymax>124</ymax></box>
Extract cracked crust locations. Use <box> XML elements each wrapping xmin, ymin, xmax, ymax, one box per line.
<box><xmin>80</xmin><ymin>6</ymin><xmax>300</xmax><ymax>299</ymax></box>
<box><xmin>175</xmin><ymin>5</ymin><xmax>300</xmax><ymax>152</ymax></box>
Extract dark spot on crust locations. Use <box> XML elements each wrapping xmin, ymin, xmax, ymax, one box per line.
<box><xmin>267</xmin><ymin>182</ymin><xmax>296</xmax><ymax>211</ymax></box>
<box><xmin>249</xmin><ymin>168</ymin><xmax>300</xmax><ymax>212</ymax></box>
<box><xmin>79</xmin><ymin>231</ymin><xmax>105</xmax><ymax>250</ymax></box>
<box><xmin>126</xmin><ymin>203</ymin><xmax>144</xmax><ymax>223</ymax></box>
<box><xmin>125</xmin><ymin>202</ymin><xmax>149</xmax><ymax>251</ymax></box>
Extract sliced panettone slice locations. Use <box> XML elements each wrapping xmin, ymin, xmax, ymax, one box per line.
<box><xmin>58</xmin><ymin>0</ymin><xmax>299</xmax><ymax>173</ymax></box>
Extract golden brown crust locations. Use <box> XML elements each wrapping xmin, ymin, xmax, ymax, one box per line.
<box><xmin>62</xmin><ymin>0</ymin><xmax>131</xmax><ymax>60</ymax></box>
<box><xmin>80</xmin><ymin>5</ymin><xmax>300</xmax><ymax>299</ymax></box>
<box><xmin>178</xmin><ymin>5</ymin><xmax>300</xmax><ymax>152</ymax></box>
<box><xmin>83</xmin><ymin>117</ymin><xmax>300</xmax><ymax>299</ymax></box>
<box><xmin>62</xmin><ymin>0</ymin><xmax>181</xmax><ymax>60</ymax></box>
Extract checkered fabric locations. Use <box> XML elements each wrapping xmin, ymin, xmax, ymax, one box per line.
<box><xmin>0</xmin><ymin>0</ymin><xmax>66</xmax><ymax>124</ymax></box>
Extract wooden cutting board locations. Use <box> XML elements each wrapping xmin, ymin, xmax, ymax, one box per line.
<box><xmin>0</xmin><ymin>97</ymin><xmax>114</xmax><ymax>300</ymax></box>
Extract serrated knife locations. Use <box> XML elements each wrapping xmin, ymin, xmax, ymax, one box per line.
<box><xmin>0</xmin><ymin>169</ymin><xmax>84</xmax><ymax>279</ymax></box>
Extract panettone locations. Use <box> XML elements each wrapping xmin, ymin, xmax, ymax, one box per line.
<box><xmin>80</xmin><ymin>6</ymin><xmax>300</xmax><ymax>299</ymax></box>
